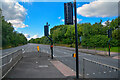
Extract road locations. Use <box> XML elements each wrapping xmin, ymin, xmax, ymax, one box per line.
<box><xmin>1</xmin><ymin>44</ymin><xmax>28</xmax><ymax>56</ymax></box>
<box><xmin>1</xmin><ymin>43</ymin><xmax>120</xmax><ymax>78</ymax></box>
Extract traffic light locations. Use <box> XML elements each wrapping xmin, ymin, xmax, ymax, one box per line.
<box><xmin>44</xmin><ymin>25</ymin><xmax>49</xmax><ymax>36</ymax></box>
<box><xmin>64</xmin><ymin>2</ymin><xmax>73</xmax><ymax>25</ymax></box>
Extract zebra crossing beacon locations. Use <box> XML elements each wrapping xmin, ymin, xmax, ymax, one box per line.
<box><xmin>44</xmin><ymin>22</ymin><xmax>53</xmax><ymax>59</ymax></box>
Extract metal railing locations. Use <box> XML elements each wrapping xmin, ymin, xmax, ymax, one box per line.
<box><xmin>82</xmin><ymin>58</ymin><xmax>120</xmax><ymax>78</ymax></box>
<box><xmin>1</xmin><ymin>49</ymin><xmax>23</xmax><ymax>79</ymax></box>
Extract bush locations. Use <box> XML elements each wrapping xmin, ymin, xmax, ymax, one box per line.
<box><xmin>81</xmin><ymin>35</ymin><xmax>118</xmax><ymax>47</ymax></box>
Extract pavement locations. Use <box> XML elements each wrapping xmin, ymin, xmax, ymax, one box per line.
<box><xmin>1</xmin><ymin>43</ymin><xmax>120</xmax><ymax>79</ymax></box>
<box><xmin>3</xmin><ymin>51</ymin><xmax>77</xmax><ymax>79</ymax></box>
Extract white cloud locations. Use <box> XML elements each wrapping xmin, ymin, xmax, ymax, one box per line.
<box><xmin>61</xmin><ymin>19</ymin><xmax>64</xmax><ymax>22</ymax></box>
<box><xmin>32</xmin><ymin>35</ymin><xmax>39</xmax><ymax>39</ymax></box>
<box><xmin>102</xmin><ymin>20</ymin><xmax>111</xmax><ymax>26</ymax></box>
<box><xmin>25</xmin><ymin>34</ymin><xmax>39</xmax><ymax>40</ymax></box>
<box><xmin>20</xmin><ymin>0</ymin><xmax>33</xmax><ymax>2</ymax></box>
<box><xmin>58</xmin><ymin>16</ymin><xmax>61</xmax><ymax>19</ymax></box>
<box><xmin>1</xmin><ymin>0</ymin><xmax>28</xmax><ymax>28</ymax></box>
<box><xmin>77</xmin><ymin>0</ymin><xmax>119</xmax><ymax>17</ymax></box>
<box><xmin>24</xmin><ymin>34</ymin><xmax>30</xmax><ymax>38</ymax></box>
<box><xmin>73</xmin><ymin>16</ymin><xmax>82</xmax><ymax>23</ymax></box>
<box><xmin>77</xmin><ymin>18</ymin><xmax>82</xmax><ymax>23</ymax></box>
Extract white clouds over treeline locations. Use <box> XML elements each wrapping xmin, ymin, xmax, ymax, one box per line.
<box><xmin>77</xmin><ymin>0</ymin><xmax>119</xmax><ymax>17</ymax></box>
<box><xmin>1</xmin><ymin>0</ymin><xmax>28</xmax><ymax>28</ymax></box>
<box><xmin>24</xmin><ymin>34</ymin><xmax>39</xmax><ymax>40</ymax></box>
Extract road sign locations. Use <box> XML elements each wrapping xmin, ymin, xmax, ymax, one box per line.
<box><xmin>64</xmin><ymin>2</ymin><xmax>73</xmax><ymax>25</ymax></box>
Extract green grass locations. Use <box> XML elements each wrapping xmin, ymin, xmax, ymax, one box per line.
<box><xmin>95</xmin><ymin>47</ymin><xmax>120</xmax><ymax>53</ymax></box>
<box><xmin>54</xmin><ymin>44</ymin><xmax>120</xmax><ymax>53</ymax></box>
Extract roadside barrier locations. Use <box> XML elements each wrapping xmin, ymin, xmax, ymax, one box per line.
<box><xmin>82</xmin><ymin>58</ymin><xmax>120</xmax><ymax>78</ymax></box>
<box><xmin>1</xmin><ymin>49</ymin><xmax>23</xmax><ymax>79</ymax></box>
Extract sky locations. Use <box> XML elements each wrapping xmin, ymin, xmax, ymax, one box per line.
<box><xmin>1</xmin><ymin>0</ymin><xmax>119</xmax><ymax>40</ymax></box>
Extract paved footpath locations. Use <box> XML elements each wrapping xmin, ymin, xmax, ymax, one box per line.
<box><xmin>3</xmin><ymin>51</ymin><xmax>77</xmax><ymax>79</ymax></box>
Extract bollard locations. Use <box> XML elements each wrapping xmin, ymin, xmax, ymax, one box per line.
<box><xmin>37</xmin><ymin>46</ymin><xmax>39</xmax><ymax>52</ymax></box>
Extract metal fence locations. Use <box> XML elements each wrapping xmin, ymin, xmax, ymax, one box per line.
<box><xmin>1</xmin><ymin>49</ymin><xmax>23</xmax><ymax>79</ymax></box>
<box><xmin>82</xmin><ymin>58</ymin><xmax>120</xmax><ymax>78</ymax></box>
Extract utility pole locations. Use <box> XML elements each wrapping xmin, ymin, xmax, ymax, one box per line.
<box><xmin>74</xmin><ymin>0</ymin><xmax>79</xmax><ymax>79</ymax></box>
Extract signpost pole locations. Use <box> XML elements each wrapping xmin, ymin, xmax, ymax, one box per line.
<box><xmin>74</xmin><ymin>0</ymin><xmax>79</xmax><ymax>79</ymax></box>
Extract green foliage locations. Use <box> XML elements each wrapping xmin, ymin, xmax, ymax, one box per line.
<box><xmin>2</xmin><ymin>15</ymin><xmax>27</xmax><ymax>48</ymax></box>
<box><xmin>29</xmin><ymin>17</ymin><xmax>120</xmax><ymax>48</ymax></box>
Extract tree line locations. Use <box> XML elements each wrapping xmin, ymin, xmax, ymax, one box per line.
<box><xmin>1</xmin><ymin>9</ymin><xmax>27</xmax><ymax>49</ymax></box>
<box><xmin>29</xmin><ymin>17</ymin><xmax>120</xmax><ymax>48</ymax></box>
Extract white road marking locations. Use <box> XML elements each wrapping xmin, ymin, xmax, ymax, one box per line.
<box><xmin>109</xmin><ymin>71</ymin><xmax>111</xmax><ymax>72</ymax></box>
<box><xmin>38</xmin><ymin>65</ymin><xmax>48</xmax><ymax>68</ymax></box>
<box><xmin>114</xmin><ymin>70</ymin><xmax>116</xmax><ymax>72</ymax></box>
<box><xmin>64</xmin><ymin>52</ymin><xmax>68</xmax><ymax>54</ymax></box>
<box><xmin>93</xmin><ymin>73</ymin><xmax>95</xmax><ymax>74</ymax></box>
<box><xmin>104</xmin><ymin>72</ymin><xmax>106</xmax><ymax>73</ymax></box>
<box><xmin>36</xmin><ymin>62</ymin><xmax>38</xmax><ymax>64</ymax></box>
<box><xmin>87</xmin><ymin>74</ymin><xmax>89</xmax><ymax>76</ymax></box>
<box><xmin>23</xmin><ymin>51</ymin><xmax>25</xmax><ymax>53</ymax></box>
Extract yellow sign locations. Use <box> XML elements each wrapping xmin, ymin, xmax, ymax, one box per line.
<box><xmin>37</xmin><ymin>46</ymin><xmax>39</xmax><ymax>52</ymax></box>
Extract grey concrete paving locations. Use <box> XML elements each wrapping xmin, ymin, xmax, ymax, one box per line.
<box><xmin>4</xmin><ymin>52</ymin><xmax>65</xmax><ymax>78</ymax></box>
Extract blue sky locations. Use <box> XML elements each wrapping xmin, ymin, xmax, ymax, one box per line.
<box><xmin>2</xmin><ymin>0</ymin><xmax>118</xmax><ymax>40</ymax></box>
<box><xmin>17</xmin><ymin>2</ymin><xmax>117</xmax><ymax>39</ymax></box>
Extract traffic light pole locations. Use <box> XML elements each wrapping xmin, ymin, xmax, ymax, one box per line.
<box><xmin>108</xmin><ymin>43</ymin><xmax>110</xmax><ymax>56</ymax></box>
<box><xmin>74</xmin><ymin>0</ymin><xmax>79</xmax><ymax>79</ymax></box>
<box><xmin>47</xmin><ymin>36</ymin><xmax>53</xmax><ymax>59</ymax></box>
<box><xmin>108</xmin><ymin>38</ymin><xmax>112</xmax><ymax>56</ymax></box>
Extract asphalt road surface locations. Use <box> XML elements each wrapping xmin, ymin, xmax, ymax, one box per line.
<box><xmin>1</xmin><ymin>43</ymin><xmax>120</xmax><ymax>78</ymax></box>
